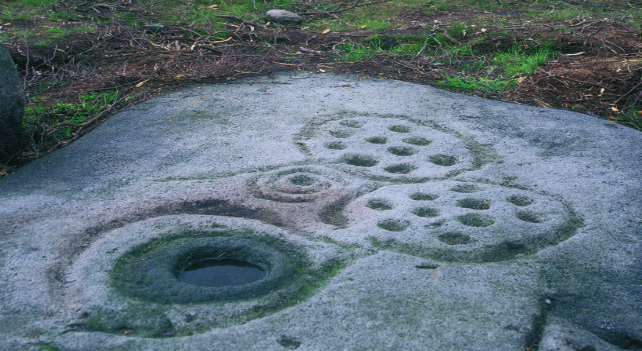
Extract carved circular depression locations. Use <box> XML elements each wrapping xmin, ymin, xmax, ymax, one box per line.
<box><xmin>403</xmin><ymin>137</ymin><xmax>432</xmax><ymax>146</ymax></box>
<box><xmin>70</xmin><ymin>216</ymin><xmax>344</xmax><ymax>338</ymax></box>
<box><xmin>388</xmin><ymin>146</ymin><xmax>416</xmax><ymax>156</ymax></box>
<box><xmin>410</xmin><ymin>192</ymin><xmax>439</xmax><ymax>201</ymax></box>
<box><xmin>366</xmin><ymin>136</ymin><xmax>387</xmax><ymax>144</ymax></box>
<box><xmin>367</xmin><ymin>199</ymin><xmax>394</xmax><ymax>210</ymax></box>
<box><xmin>325</xmin><ymin>141</ymin><xmax>347</xmax><ymax>150</ymax></box>
<box><xmin>388</xmin><ymin>125</ymin><xmax>411</xmax><ymax>133</ymax></box>
<box><xmin>342</xmin><ymin>154</ymin><xmax>379</xmax><ymax>167</ymax></box>
<box><xmin>113</xmin><ymin>236</ymin><xmax>294</xmax><ymax>304</ymax></box>
<box><xmin>249</xmin><ymin>166</ymin><xmax>347</xmax><ymax>203</ymax></box>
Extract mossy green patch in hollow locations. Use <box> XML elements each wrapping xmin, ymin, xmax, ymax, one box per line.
<box><xmin>325</xmin><ymin>141</ymin><xmax>347</xmax><ymax>150</ymax></box>
<box><xmin>507</xmin><ymin>195</ymin><xmax>534</xmax><ymax>206</ymax></box>
<box><xmin>429</xmin><ymin>154</ymin><xmax>458</xmax><ymax>166</ymax></box>
<box><xmin>366</xmin><ymin>199</ymin><xmax>394</xmax><ymax>211</ymax></box>
<box><xmin>365</xmin><ymin>136</ymin><xmax>387</xmax><ymax>144</ymax></box>
<box><xmin>342</xmin><ymin>154</ymin><xmax>379</xmax><ymax>167</ymax></box>
<box><xmin>410</xmin><ymin>192</ymin><xmax>439</xmax><ymax>201</ymax></box>
<box><xmin>450</xmin><ymin>184</ymin><xmax>482</xmax><ymax>193</ymax></box>
<box><xmin>377</xmin><ymin>219</ymin><xmax>410</xmax><ymax>231</ymax></box>
<box><xmin>456</xmin><ymin>213</ymin><xmax>495</xmax><ymax>227</ymax></box>
<box><xmin>516</xmin><ymin>210</ymin><xmax>543</xmax><ymax>223</ymax></box>
<box><xmin>384</xmin><ymin>163</ymin><xmax>417</xmax><ymax>174</ymax></box>
<box><xmin>457</xmin><ymin>198</ymin><xmax>491</xmax><ymax>210</ymax></box>
<box><xmin>388</xmin><ymin>146</ymin><xmax>416</xmax><ymax>156</ymax></box>
<box><xmin>388</xmin><ymin>125</ymin><xmax>411</xmax><ymax>133</ymax></box>
<box><xmin>403</xmin><ymin>137</ymin><xmax>432</xmax><ymax>146</ymax></box>
<box><xmin>412</xmin><ymin>206</ymin><xmax>440</xmax><ymax>217</ymax></box>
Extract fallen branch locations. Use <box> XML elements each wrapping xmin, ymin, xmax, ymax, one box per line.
<box><xmin>583</xmin><ymin>27</ymin><xmax>603</xmax><ymax>49</ymax></box>
<box><xmin>412</xmin><ymin>36</ymin><xmax>431</xmax><ymax>59</ymax></box>
<box><xmin>194</xmin><ymin>45</ymin><xmax>224</xmax><ymax>54</ymax></box>
<box><xmin>615</xmin><ymin>80</ymin><xmax>642</xmax><ymax>103</ymax></box>
<box><xmin>210</xmin><ymin>14</ymin><xmax>259</xmax><ymax>28</ymax></box>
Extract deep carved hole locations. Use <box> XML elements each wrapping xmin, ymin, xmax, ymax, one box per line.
<box><xmin>412</xmin><ymin>207</ymin><xmax>440</xmax><ymax>217</ymax></box>
<box><xmin>377</xmin><ymin>219</ymin><xmax>410</xmax><ymax>231</ymax></box>
<box><xmin>388</xmin><ymin>125</ymin><xmax>411</xmax><ymax>133</ymax></box>
<box><xmin>177</xmin><ymin>258</ymin><xmax>267</xmax><ymax>287</ymax></box>
<box><xmin>325</xmin><ymin>141</ymin><xmax>347</xmax><ymax>150</ymax></box>
<box><xmin>384</xmin><ymin>163</ymin><xmax>417</xmax><ymax>174</ymax></box>
<box><xmin>516</xmin><ymin>211</ymin><xmax>543</xmax><ymax>223</ymax></box>
<box><xmin>429</xmin><ymin>154</ymin><xmax>457</xmax><ymax>166</ymax></box>
<box><xmin>388</xmin><ymin>146</ymin><xmax>416</xmax><ymax>156</ymax></box>
<box><xmin>403</xmin><ymin>137</ymin><xmax>432</xmax><ymax>146</ymax></box>
<box><xmin>456</xmin><ymin>213</ymin><xmax>495</xmax><ymax>227</ymax></box>
<box><xmin>507</xmin><ymin>195</ymin><xmax>534</xmax><ymax>206</ymax></box>
<box><xmin>457</xmin><ymin>198</ymin><xmax>491</xmax><ymax>210</ymax></box>
<box><xmin>365</xmin><ymin>136</ymin><xmax>387</xmax><ymax>144</ymax></box>
<box><xmin>342</xmin><ymin>154</ymin><xmax>379</xmax><ymax>167</ymax></box>
<box><xmin>410</xmin><ymin>192</ymin><xmax>439</xmax><ymax>201</ymax></box>
<box><xmin>367</xmin><ymin>199</ymin><xmax>393</xmax><ymax>210</ymax></box>
<box><xmin>438</xmin><ymin>232</ymin><xmax>472</xmax><ymax>245</ymax></box>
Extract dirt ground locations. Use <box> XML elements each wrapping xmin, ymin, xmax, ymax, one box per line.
<box><xmin>1</xmin><ymin>0</ymin><xmax>641</xmax><ymax>176</ymax></box>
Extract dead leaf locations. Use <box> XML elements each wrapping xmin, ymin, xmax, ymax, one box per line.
<box><xmin>135</xmin><ymin>79</ymin><xmax>149</xmax><ymax>88</ymax></box>
<box><xmin>322</xmin><ymin>29</ymin><xmax>331</xmax><ymax>34</ymax></box>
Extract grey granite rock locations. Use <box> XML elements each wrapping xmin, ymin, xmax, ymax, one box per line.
<box><xmin>0</xmin><ymin>43</ymin><xmax>24</xmax><ymax>161</ymax></box>
<box><xmin>266</xmin><ymin>9</ymin><xmax>303</xmax><ymax>24</ymax></box>
<box><xmin>0</xmin><ymin>72</ymin><xmax>640</xmax><ymax>350</ymax></box>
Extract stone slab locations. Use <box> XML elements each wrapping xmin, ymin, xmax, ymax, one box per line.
<box><xmin>0</xmin><ymin>72</ymin><xmax>640</xmax><ymax>350</ymax></box>
<box><xmin>0</xmin><ymin>43</ymin><xmax>25</xmax><ymax>161</ymax></box>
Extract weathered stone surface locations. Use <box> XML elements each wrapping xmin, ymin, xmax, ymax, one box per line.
<box><xmin>266</xmin><ymin>9</ymin><xmax>303</xmax><ymax>24</ymax></box>
<box><xmin>0</xmin><ymin>72</ymin><xmax>640</xmax><ymax>350</ymax></box>
<box><xmin>539</xmin><ymin>316</ymin><xmax>624</xmax><ymax>351</ymax></box>
<box><xmin>0</xmin><ymin>43</ymin><xmax>24</xmax><ymax>160</ymax></box>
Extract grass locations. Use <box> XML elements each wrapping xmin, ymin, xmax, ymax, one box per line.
<box><xmin>612</xmin><ymin>103</ymin><xmax>642</xmax><ymax>130</ymax></box>
<box><xmin>24</xmin><ymin>91</ymin><xmax>119</xmax><ymax>145</ymax></box>
<box><xmin>439</xmin><ymin>43</ymin><xmax>558</xmax><ymax>92</ymax></box>
<box><xmin>440</xmin><ymin>75</ymin><xmax>518</xmax><ymax>93</ymax></box>
<box><xmin>493</xmin><ymin>45</ymin><xmax>557</xmax><ymax>77</ymax></box>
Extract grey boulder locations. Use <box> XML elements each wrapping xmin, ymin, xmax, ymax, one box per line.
<box><xmin>0</xmin><ymin>43</ymin><xmax>24</xmax><ymax>161</ymax></box>
<box><xmin>266</xmin><ymin>9</ymin><xmax>303</xmax><ymax>25</ymax></box>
